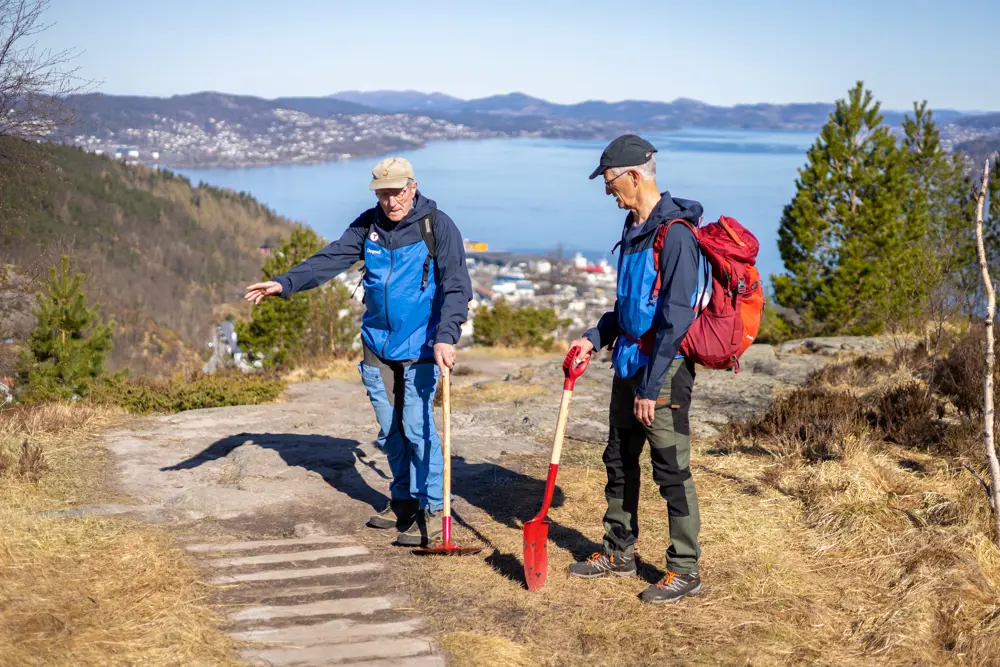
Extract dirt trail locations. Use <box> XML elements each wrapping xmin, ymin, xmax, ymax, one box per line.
<box><xmin>96</xmin><ymin>341</ymin><xmax>875</xmax><ymax>666</ymax></box>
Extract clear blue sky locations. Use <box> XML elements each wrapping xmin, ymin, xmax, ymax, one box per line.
<box><xmin>39</xmin><ymin>0</ymin><xmax>1000</xmax><ymax>111</ymax></box>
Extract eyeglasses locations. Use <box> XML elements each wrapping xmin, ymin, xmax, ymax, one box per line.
<box><xmin>374</xmin><ymin>184</ymin><xmax>413</xmax><ymax>203</ymax></box>
<box><xmin>603</xmin><ymin>170</ymin><xmax>630</xmax><ymax>189</ymax></box>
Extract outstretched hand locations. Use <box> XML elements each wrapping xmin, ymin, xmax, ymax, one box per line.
<box><xmin>245</xmin><ymin>281</ymin><xmax>283</xmax><ymax>305</ymax></box>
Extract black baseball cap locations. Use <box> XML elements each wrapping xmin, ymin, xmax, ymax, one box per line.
<box><xmin>588</xmin><ymin>134</ymin><xmax>658</xmax><ymax>180</ymax></box>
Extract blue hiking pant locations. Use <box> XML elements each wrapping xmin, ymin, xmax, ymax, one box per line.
<box><xmin>357</xmin><ymin>347</ymin><xmax>443</xmax><ymax>512</ymax></box>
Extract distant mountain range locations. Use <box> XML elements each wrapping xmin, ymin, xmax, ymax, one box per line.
<box><xmin>68</xmin><ymin>92</ymin><xmax>374</xmax><ymax>136</ymax></box>
<box><xmin>59</xmin><ymin>90</ymin><xmax>998</xmax><ymax>169</ymax></box>
<box><xmin>327</xmin><ymin>90</ymin><xmax>976</xmax><ymax>129</ymax></box>
<box><xmin>954</xmin><ymin>112</ymin><xmax>1000</xmax><ymax>130</ymax></box>
<box><xmin>330</xmin><ymin>90</ymin><xmax>466</xmax><ymax>113</ymax></box>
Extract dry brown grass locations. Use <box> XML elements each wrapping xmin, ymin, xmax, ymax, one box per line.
<box><xmin>0</xmin><ymin>513</ymin><xmax>241</xmax><ymax>667</ymax></box>
<box><xmin>0</xmin><ymin>402</ymin><xmax>240</xmax><ymax>666</ymax></box>
<box><xmin>448</xmin><ymin>380</ymin><xmax>547</xmax><ymax>409</ymax></box>
<box><xmin>281</xmin><ymin>355</ymin><xmax>362</xmax><ymax>384</ymax></box>
<box><xmin>0</xmin><ymin>403</ymin><xmax>125</xmax><ymax>510</ymax></box>
<box><xmin>440</xmin><ymin>633</ymin><xmax>535</xmax><ymax>667</ymax></box>
<box><xmin>462</xmin><ymin>345</ymin><xmax>565</xmax><ymax>360</ymax></box>
<box><xmin>392</xmin><ymin>348</ymin><xmax>1000</xmax><ymax>667</ymax></box>
<box><xmin>399</xmin><ymin>442</ymin><xmax>874</xmax><ymax>666</ymax></box>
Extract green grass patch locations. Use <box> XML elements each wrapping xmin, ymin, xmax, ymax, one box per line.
<box><xmin>89</xmin><ymin>371</ymin><xmax>286</xmax><ymax>415</ymax></box>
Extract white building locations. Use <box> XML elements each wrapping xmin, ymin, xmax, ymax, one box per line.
<box><xmin>492</xmin><ymin>281</ymin><xmax>516</xmax><ymax>296</ymax></box>
<box><xmin>573</xmin><ymin>252</ymin><xmax>588</xmax><ymax>269</ymax></box>
<box><xmin>531</xmin><ymin>259</ymin><xmax>552</xmax><ymax>274</ymax></box>
<box><xmin>514</xmin><ymin>280</ymin><xmax>535</xmax><ymax>299</ymax></box>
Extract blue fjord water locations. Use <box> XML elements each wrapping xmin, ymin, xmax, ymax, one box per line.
<box><xmin>176</xmin><ymin>127</ymin><xmax>817</xmax><ymax>287</ymax></box>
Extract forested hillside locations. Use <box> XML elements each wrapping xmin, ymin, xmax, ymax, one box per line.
<box><xmin>0</xmin><ymin>139</ymin><xmax>298</xmax><ymax>375</ymax></box>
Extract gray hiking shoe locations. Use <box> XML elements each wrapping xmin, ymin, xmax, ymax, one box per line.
<box><xmin>639</xmin><ymin>571</ymin><xmax>703</xmax><ymax>604</ymax></box>
<box><xmin>366</xmin><ymin>499</ymin><xmax>418</xmax><ymax>530</ymax></box>
<box><xmin>395</xmin><ymin>509</ymin><xmax>442</xmax><ymax>547</ymax></box>
<box><xmin>567</xmin><ymin>552</ymin><xmax>636</xmax><ymax>579</ymax></box>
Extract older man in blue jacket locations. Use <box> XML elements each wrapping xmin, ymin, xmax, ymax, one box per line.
<box><xmin>567</xmin><ymin>135</ymin><xmax>704</xmax><ymax>604</ymax></box>
<box><xmin>245</xmin><ymin>156</ymin><xmax>472</xmax><ymax>547</ymax></box>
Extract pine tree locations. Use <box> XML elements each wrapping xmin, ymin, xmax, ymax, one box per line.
<box><xmin>898</xmin><ymin>102</ymin><xmax>976</xmax><ymax>329</ymax></box>
<box><xmin>236</xmin><ymin>225</ymin><xmax>323</xmax><ymax>367</ymax></box>
<box><xmin>772</xmin><ymin>81</ymin><xmax>911</xmax><ymax>335</ymax></box>
<box><xmin>16</xmin><ymin>255</ymin><xmax>115</xmax><ymax>401</ymax></box>
<box><xmin>472</xmin><ymin>299</ymin><xmax>571</xmax><ymax>349</ymax></box>
<box><xmin>303</xmin><ymin>280</ymin><xmax>361</xmax><ymax>358</ymax></box>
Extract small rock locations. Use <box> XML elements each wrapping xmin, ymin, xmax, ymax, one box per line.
<box><xmin>293</xmin><ymin>521</ymin><xmax>327</xmax><ymax>537</ymax></box>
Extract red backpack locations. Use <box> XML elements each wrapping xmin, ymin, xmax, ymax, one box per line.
<box><xmin>649</xmin><ymin>215</ymin><xmax>764</xmax><ymax>373</ymax></box>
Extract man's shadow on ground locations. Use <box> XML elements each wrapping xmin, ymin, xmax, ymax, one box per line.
<box><xmin>161</xmin><ymin>433</ymin><xmax>605</xmax><ymax>587</ymax></box>
<box><xmin>160</xmin><ymin>433</ymin><xmax>392</xmax><ymax>511</ymax></box>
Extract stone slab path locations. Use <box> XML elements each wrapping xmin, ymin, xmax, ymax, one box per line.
<box><xmin>186</xmin><ymin>532</ymin><xmax>444</xmax><ymax>667</ymax></box>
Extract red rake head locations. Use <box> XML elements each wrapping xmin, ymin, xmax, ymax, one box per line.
<box><xmin>411</xmin><ymin>515</ymin><xmax>483</xmax><ymax>556</ymax></box>
<box><xmin>412</xmin><ymin>544</ymin><xmax>484</xmax><ymax>556</ymax></box>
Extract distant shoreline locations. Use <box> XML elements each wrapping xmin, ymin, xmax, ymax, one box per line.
<box><xmin>142</xmin><ymin>133</ymin><xmax>590</xmax><ymax>171</ymax></box>
<box><xmin>148</xmin><ymin>127</ymin><xmax>807</xmax><ymax>171</ymax></box>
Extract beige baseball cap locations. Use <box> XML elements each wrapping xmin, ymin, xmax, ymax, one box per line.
<box><xmin>369</xmin><ymin>156</ymin><xmax>414</xmax><ymax>190</ymax></box>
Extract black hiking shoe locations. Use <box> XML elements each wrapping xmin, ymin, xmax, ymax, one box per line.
<box><xmin>366</xmin><ymin>499</ymin><xmax>418</xmax><ymax>530</ymax></box>
<box><xmin>639</xmin><ymin>571</ymin><xmax>703</xmax><ymax>604</ymax></box>
<box><xmin>567</xmin><ymin>552</ymin><xmax>636</xmax><ymax>579</ymax></box>
<box><xmin>395</xmin><ymin>509</ymin><xmax>442</xmax><ymax>547</ymax></box>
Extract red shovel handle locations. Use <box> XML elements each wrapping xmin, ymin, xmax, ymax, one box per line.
<box><xmin>562</xmin><ymin>345</ymin><xmax>591</xmax><ymax>390</ymax></box>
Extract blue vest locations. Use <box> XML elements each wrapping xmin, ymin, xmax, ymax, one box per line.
<box><xmin>360</xmin><ymin>215</ymin><xmax>440</xmax><ymax>361</ymax></box>
<box><xmin>611</xmin><ymin>222</ymin><xmax>698</xmax><ymax>379</ymax></box>
<box><xmin>612</xmin><ymin>238</ymin><xmax>659</xmax><ymax>379</ymax></box>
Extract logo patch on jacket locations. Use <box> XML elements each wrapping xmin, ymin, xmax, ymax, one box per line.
<box><xmin>369</xmin><ymin>231</ymin><xmax>379</xmax><ymax>242</ymax></box>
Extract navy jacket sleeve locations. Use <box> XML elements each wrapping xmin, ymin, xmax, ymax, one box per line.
<box><xmin>583</xmin><ymin>302</ymin><xmax>620</xmax><ymax>352</ymax></box>
<box><xmin>636</xmin><ymin>224</ymin><xmax>700</xmax><ymax>400</ymax></box>
<box><xmin>274</xmin><ymin>214</ymin><xmax>368</xmax><ymax>298</ymax></box>
<box><xmin>431</xmin><ymin>210</ymin><xmax>472</xmax><ymax>345</ymax></box>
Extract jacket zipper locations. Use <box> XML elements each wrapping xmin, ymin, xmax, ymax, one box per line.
<box><xmin>381</xmin><ymin>228</ymin><xmax>393</xmax><ymax>358</ymax></box>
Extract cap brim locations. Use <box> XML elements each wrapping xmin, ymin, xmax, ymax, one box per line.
<box><xmin>369</xmin><ymin>178</ymin><xmax>411</xmax><ymax>190</ymax></box>
<box><xmin>588</xmin><ymin>164</ymin><xmax>607</xmax><ymax>180</ymax></box>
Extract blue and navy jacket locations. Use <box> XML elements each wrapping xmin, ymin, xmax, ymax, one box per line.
<box><xmin>584</xmin><ymin>193</ymin><xmax>702</xmax><ymax>400</ymax></box>
<box><xmin>274</xmin><ymin>192</ymin><xmax>472</xmax><ymax>362</ymax></box>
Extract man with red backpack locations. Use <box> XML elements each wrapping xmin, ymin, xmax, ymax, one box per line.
<box><xmin>567</xmin><ymin>134</ymin><xmax>706</xmax><ymax>603</ymax></box>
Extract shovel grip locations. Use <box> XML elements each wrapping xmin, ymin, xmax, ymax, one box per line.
<box><xmin>562</xmin><ymin>345</ymin><xmax>590</xmax><ymax>391</ymax></box>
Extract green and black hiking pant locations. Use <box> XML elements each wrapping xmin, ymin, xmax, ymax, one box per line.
<box><xmin>602</xmin><ymin>358</ymin><xmax>700</xmax><ymax>575</ymax></box>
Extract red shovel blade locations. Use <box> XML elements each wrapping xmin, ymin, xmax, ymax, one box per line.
<box><xmin>522</xmin><ymin>515</ymin><xmax>550</xmax><ymax>591</ymax></box>
<box><xmin>523</xmin><ymin>462</ymin><xmax>559</xmax><ymax>590</ymax></box>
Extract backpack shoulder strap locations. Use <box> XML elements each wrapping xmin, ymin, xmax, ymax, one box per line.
<box><xmin>418</xmin><ymin>212</ymin><xmax>436</xmax><ymax>290</ymax></box>
<box><xmin>360</xmin><ymin>208</ymin><xmax>380</xmax><ymax>254</ymax></box>
<box><xmin>351</xmin><ymin>210</ymin><xmax>380</xmax><ymax>299</ymax></box>
<box><xmin>651</xmin><ymin>219</ymin><xmax>698</xmax><ymax>300</ymax></box>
